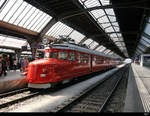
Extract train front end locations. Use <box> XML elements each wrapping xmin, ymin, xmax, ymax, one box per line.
<box><xmin>26</xmin><ymin>49</ymin><xmax>57</xmax><ymax>89</ymax></box>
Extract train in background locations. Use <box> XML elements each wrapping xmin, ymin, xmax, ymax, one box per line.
<box><xmin>26</xmin><ymin>37</ymin><xmax>121</xmax><ymax>89</ymax></box>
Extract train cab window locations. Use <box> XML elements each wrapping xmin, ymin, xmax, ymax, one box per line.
<box><xmin>68</xmin><ymin>52</ymin><xmax>76</xmax><ymax>61</ymax></box>
<box><xmin>50</xmin><ymin>52</ymin><xmax>57</xmax><ymax>59</ymax></box>
<box><xmin>58</xmin><ymin>51</ymin><xmax>68</xmax><ymax>60</ymax></box>
<box><xmin>44</xmin><ymin>52</ymin><xmax>50</xmax><ymax>58</ymax></box>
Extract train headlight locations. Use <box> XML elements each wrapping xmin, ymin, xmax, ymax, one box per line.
<box><xmin>40</xmin><ymin>74</ymin><xmax>46</xmax><ymax>77</ymax></box>
<box><xmin>42</xmin><ymin>68</ymin><xmax>48</xmax><ymax>73</ymax></box>
<box><xmin>42</xmin><ymin>69</ymin><xmax>46</xmax><ymax>73</ymax></box>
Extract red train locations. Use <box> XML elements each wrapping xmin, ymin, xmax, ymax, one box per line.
<box><xmin>26</xmin><ymin>43</ymin><xmax>120</xmax><ymax>89</ymax></box>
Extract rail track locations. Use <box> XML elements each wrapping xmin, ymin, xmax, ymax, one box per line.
<box><xmin>0</xmin><ymin>66</ymin><xmax>124</xmax><ymax>111</ymax></box>
<box><xmin>0</xmin><ymin>68</ymin><xmax>111</xmax><ymax>111</ymax></box>
<box><xmin>51</xmin><ymin>65</ymin><xmax>129</xmax><ymax>112</ymax></box>
<box><xmin>0</xmin><ymin>88</ymin><xmax>44</xmax><ymax>110</ymax></box>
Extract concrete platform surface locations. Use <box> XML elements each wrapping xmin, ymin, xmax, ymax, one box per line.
<box><xmin>124</xmin><ymin>64</ymin><xmax>144</xmax><ymax>112</ymax></box>
<box><xmin>128</xmin><ymin>63</ymin><xmax>150</xmax><ymax>112</ymax></box>
<box><xmin>0</xmin><ymin>70</ymin><xmax>27</xmax><ymax>93</ymax></box>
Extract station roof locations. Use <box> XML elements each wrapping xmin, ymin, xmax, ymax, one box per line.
<box><xmin>0</xmin><ymin>0</ymin><xmax>150</xmax><ymax>58</ymax></box>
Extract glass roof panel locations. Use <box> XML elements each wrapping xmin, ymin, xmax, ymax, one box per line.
<box><xmin>114</xmin><ymin>27</ymin><xmax>120</xmax><ymax>32</ymax></box>
<box><xmin>108</xmin><ymin>16</ymin><xmax>116</xmax><ymax>22</ymax></box>
<box><xmin>142</xmin><ymin>36</ymin><xmax>150</xmax><ymax>44</ymax></box>
<box><xmin>104</xmin><ymin>49</ymin><xmax>110</xmax><ymax>54</ymax></box>
<box><xmin>0</xmin><ymin>34</ymin><xmax>27</xmax><ymax>48</ymax></box>
<box><xmin>101</xmin><ymin>23</ymin><xmax>111</xmax><ymax>29</ymax></box>
<box><xmin>98</xmin><ymin>46</ymin><xmax>106</xmax><ymax>52</ymax></box>
<box><xmin>78</xmin><ymin>0</ymin><xmax>127</xmax><ymax>57</ymax></box>
<box><xmin>83</xmin><ymin>39</ymin><xmax>93</xmax><ymax>46</ymax></box>
<box><xmin>110</xmin><ymin>33</ymin><xmax>118</xmax><ymax>38</ymax></box>
<box><xmin>105</xmin><ymin>8</ymin><xmax>115</xmax><ymax>15</ymax></box>
<box><xmin>105</xmin><ymin>26</ymin><xmax>114</xmax><ymax>32</ymax></box>
<box><xmin>84</xmin><ymin>0</ymin><xmax>100</xmax><ymax>7</ymax></box>
<box><xmin>95</xmin><ymin>45</ymin><xmax>104</xmax><ymax>51</ymax></box>
<box><xmin>89</xmin><ymin>41</ymin><xmax>99</xmax><ymax>49</ymax></box>
<box><xmin>113</xmin><ymin>22</ymin><xmax>119</xmax><ymax>27</ymax></box>
<box><xmin>91</xmin><ymin>9</ymin><xmax>105</xmax><ymax>19</ymax></box>
<box><xmin>69</xmin><ymin>31</ymin><xmax>85</xmax><ymax>44</ymax></box>
<box><xmin>0</xmin><ymin>0</ymin><xmax>6</xmax><ymax>8</ymax></box>
<box><xmin>144</xmin><ymin>23</ymin><xmax>150</xmax><ymax>36</ymax></box>
<box><xmin>100</xmin><ymin>0</ymin><xmax>110</xmax><ymax>5</ymax></box>
<box><xmin>0</xmin><ymin>0</ymin><xmax>52</xmax><ymax>32</ymax></box>
<box><xmin>140</xmin><ymin>39</ymin><xmax>150</xmax><ymax>47</ymax></box>
<box><xmin>98</xmin><ymin>16</ymin><xmax>109</xmax><ymax>24</ymax></box>
<box><xmin>46</xmin><ymin>22</ymin><xmax>73</xmax><ymax>38</ymax></box>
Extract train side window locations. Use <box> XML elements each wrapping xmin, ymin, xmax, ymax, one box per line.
<box><xmin>84</xmin><ymin>54</ymin><xmax>89</xmax><ymax>63</ymax></box>
<box><xmin>68</xmin><ymin>52</ymin><xmax>76</xmax><ymax>61</ymax></box>
<box><xmin>50</xmin><ymin>52</ymin><xmax>57</xmax><ymax>59</ymax></box>
<box><xmin>78</xmin><ymin>53</ymin><xmax>83</xmax><ymax>63</ymax></box>
<box><xmin>58</xmin><ymin>51</ymin><xmax>68</xmax><ymax>60</ymax></box>
<box><xmin>94</xmin><ymin>56</ymin><xmax>97</xmax><ymax>63</ymax></box>
<box><xmin>99</xmin><ymin>57</ymin><xmax>104</xmax><ymax>64</ymax></box>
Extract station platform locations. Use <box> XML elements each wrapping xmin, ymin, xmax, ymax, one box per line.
<box><xmin>0</xmin><ymin>70</ymin><xmax>27</xmax><ymax>93</ymax></box>
<box><xmin>124</xmin><ymin>63</ymin><xmax>150</xmax><ymax>112</ymax></box>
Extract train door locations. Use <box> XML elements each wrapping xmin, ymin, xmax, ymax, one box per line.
<box><xmin>90</xmin><ymin>54</ymin><xmax>92</xmax><ymax>72</ymax></box>
<box><xmin>68</xmin><ymin>51</ymin><xmax>76</xmax><ymax>78</ymax></box>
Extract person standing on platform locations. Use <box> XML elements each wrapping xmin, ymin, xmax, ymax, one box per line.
<box><xmin>21</xmin><ymin>57</ymin><xmax>25</xmax><ymax>73</ymax></box>
<box><xmin>6</xmin><ymin>57</ymin><xmax>9</xmax><ymax>71</ymax></box>
<box><xmin>0</xmin><ymin>56</ymin><xmax>2</xmax><ymax>76</ymax></box>
<box><xmin>24</xmin><ymin>57</ymin><xmax>29</xmax><ymax>72</ymax></box>
<box><xmin>13</xmin><ymin>59</ymin><xmax>17</xmax><ymax>71</ymax></box>
<box><xmin>0</xmin><ymin>55</ymin><xmax>7</xmax><ymax>76</ymax></box>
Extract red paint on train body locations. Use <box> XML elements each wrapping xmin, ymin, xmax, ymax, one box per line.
<box><xmin>26</xmin><ymin>44</ymin><xmax>119</xmax><ymax>88</ymax></box>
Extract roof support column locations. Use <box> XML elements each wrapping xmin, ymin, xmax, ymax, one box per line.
<box><xmin>39</xmin><ymin>18</ymin><xmax>58</xmax><ymax>38</ymax></box>
<box><xmin>27</xmin><ymin>40</ymin><xmax>39</xmax><ymax>59</ymax></box>
<box><xmin>15</xmin><ymin>49</ymin><xmax>22</xmax><ymax>64</ymax></box>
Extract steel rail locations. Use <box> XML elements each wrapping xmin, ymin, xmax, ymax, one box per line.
<box><xmin>0</xmin><ymin>88</ymin><xmax>29</xmax><ymax>99</ymax></box>
<box><xmin>54</xmin><ymin>66</ymin><xmax>127</xmax><ymax>112</ymax></box>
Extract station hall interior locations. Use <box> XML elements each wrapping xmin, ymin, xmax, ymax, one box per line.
<box><xmin>0</xmin><ymin>0</ymin><xmax>150</xmax><ymax>113</ymax></box>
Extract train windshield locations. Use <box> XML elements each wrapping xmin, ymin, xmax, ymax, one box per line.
<box><xmin>44</xmin><ymin>52</ymin><xmax>50</xmax><ymax>58</ymax></box>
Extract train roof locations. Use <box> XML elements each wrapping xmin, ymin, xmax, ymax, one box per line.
<box><xmin>45</xmin><ymin>43</ymin><xmax>118</xmax><ymax>59</ymax></box>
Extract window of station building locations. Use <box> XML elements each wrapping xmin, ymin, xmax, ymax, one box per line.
<box><xmin>58</xmin><ymin>51</ymin><xmax>68</xmax><ymax>60</ymax></box>
<box><xmin>68</xmin><ymin>52</ymin><xmax>76</xmax><ymax>61</ymax></box>
<box><xmin>50</xmin><ymin>52</ymin><xmax>57</xmax><ymax>59</ymax></box>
